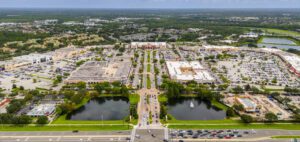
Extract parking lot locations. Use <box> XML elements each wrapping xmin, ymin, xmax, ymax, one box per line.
<box><xmin>212</xmin><ymin>51</ymin><xmax>300</xmax><ymax>88</ymax></box>
<box><xmin>169</xmin><ymin>129</ymin><xmax>300</xmax><ymax>142</ymax></box>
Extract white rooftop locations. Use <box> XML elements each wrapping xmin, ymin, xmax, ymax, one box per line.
<box><xmin>27</xmin><ymin>104</ymin><xmax>56</xmax><ymax>116</ymax></box>
<box><xmin>203</xmin><ymin>45</ymin><xmax>238</xmax><ymax>50</ymax></box>
<box><xmin>166</xmin><ymin>61</ymin><xmax>214</xmax><ymax>83</ymax></box>
<box><xmin>131</xmin><ymin>42</ymin><xmax>167</xmax><ymax>48</ymax></box>
<box><xmin>282</xmin><ymin>55</ymin><xmax>300</xmax><ymax>72</ymax></box>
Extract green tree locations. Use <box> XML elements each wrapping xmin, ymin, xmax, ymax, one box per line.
<box><xmin>226</xmin><ymin>108</ymin><xmax>235</xmax><ymax>117</ymax></box>
<box><xmin>63</xmin><ymin>90</ymin><xmax>75</xmax><ymax>100</ymax></box>
<box><xmin>36</xmin><ymin>116</ymin><xmax>48</xmax><ymax>124</ymax></box>
<box><xmin>56</xmin><ymin>75</ymin><xmax>63</xmax><ymax>83</ymax></box>
<box><xmin>94</xmin><ymin>83</ymin><xmax>104</xmax><ymax>94</ymax></box>
<box><xmin>71</xmin><ymin>94</ymin><xmax>84</xmax><ymax>104</ymax></box>
<box><xmin>77</xmin><ymin>82</ymin><xmax>86</xmax><ymax>89</ymax></box>
<box><xmin>265</xmin><ymin>112</ymin><xmax>278</xmax><ymax>122</ymax></box>
<box><xmin>233</xmin><ymin>104</ymin><xmax>244</xmax><ymax>111</ymax></box>
<box><xmin>19</xmin><ymin>86</ymin><xmax>24</xmax><ymax>90</ymax></box>
<box><xmin>6</xmin><ymin>99</ymin><xmax>24</xmax><ymax>114</ymax></box>
<box><xmin>160</xmin><ymin>105</ymin><xmax>167</xmax><ymax>119</ymax></box>
<box><xmin>293</xmin><ymin>114</ymin><xmax>300</xmax><ymax>122</ymax></box>
<box><xmin>120</xmin><ymin>85</ymin><xmax>129</xmax><ymax>95</ymax></box>
<box><xmin>232</xmin><ymin>85</ymin><xmax>244</xmax><ymax>94</ymax></box>
<box><xmin>58</xmin><ymin>103</ymin><xmax>76</xmax><ymax>114</ymax></box>
<box><xmin>13</xmin><ymin>115</ymin><xmax>32</xmax><ymax>124</ymax></box>
<box><xmin>241</xmin><ymin>114</ymin><xmax>253</xmax><ymax>123</ymax></box>
<box><xmin>130</xmin><ymin>105</ymin><xmax>138</xmax><ymax>119</ymax></box>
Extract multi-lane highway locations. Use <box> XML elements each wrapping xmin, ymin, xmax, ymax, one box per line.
<box><xmin>0</xmin><ymin>131</ymin><xmax>131</xmax><ymax>142</ymax></box>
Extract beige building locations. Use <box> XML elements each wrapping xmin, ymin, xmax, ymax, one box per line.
<box><xmin>0</xmin><ymin>46</ymin><xmax>87</xmax><ymax>71</ymax></box>
<box><xmin>130</xmin><ymin>42</ymin><xmax>167</xmax><ymax>49</ymax></box>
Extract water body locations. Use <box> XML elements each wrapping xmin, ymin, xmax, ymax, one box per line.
<box><xmin>258</xmin><ymin>37</ymin><xmax>300</xmax><ymax>50</ymax></box>
<box><xmin>68</xmin><ymin>97</ymin><xmax>130</xmax><ymax>120</ymax></box>
<box><xmin>167</xmin><ymin>98</ymin><xmax>226</xmax><ymax>120</ymax></box>
<box><xmin>258</xmin><ymin>43</ymin><xmax>300</xmax><ymax>50</ymax></box>
<box><xmin>262</xmin><ymin>37</ymin><xmax>296</xmax><ymax>45</ymax></box>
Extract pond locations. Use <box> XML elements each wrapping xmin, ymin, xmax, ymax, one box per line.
<box><xmin>167</xmin><ymin>98</ymin><xmax>226</xmax><ymax>120</ymax></box>
<box><xmin>261</xmin><ymin>37</ymin><xmax>296</xmax><ymax>45</ymax></box>
<box><xmin>67</xmin><ymin>97</ymin><xmax>130</xmax><ymax>120</ymax></box>
<box><xmin>258</xmin><ymin>43</ymin><xmax>300</xmax><ymax>50</ymax></box>
<box><xmin>258</xmin><ymin>37</ymin><xmax>300</xmax><ymax>50</ymax></box>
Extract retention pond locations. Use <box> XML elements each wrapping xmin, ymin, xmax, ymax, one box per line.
<box><xmin>167</xmin><ymin>98</ymin><xmax>226</xmax><ymax>120</ymax></box>
<box><xmin>68</xmin><ymin>97</ymin><xmax>130</xmax><ymax>120</ymax></box>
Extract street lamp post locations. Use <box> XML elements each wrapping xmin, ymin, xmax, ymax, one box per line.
<box><xmin>101</xmin><ymin>114</ymin><xmax>103</xmax><ymax>127</ymax></box>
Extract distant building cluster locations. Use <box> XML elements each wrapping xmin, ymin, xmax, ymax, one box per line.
<box><xmin>166</xmin><ymin>61</ymin><xmax>215</xmax><ymax>84</ymax></box>
<box><xmin>0</xmin><ymin>46</ymin><xmax>87</xmax><ymax>71</ymax></box>
<box><xmin>201</xmin><ymin>45</ymin><xmax>239</xmax><ymax>51</ymax></box>
<box><xmin>130</xmin><ymin>42</ymin><xmax>167</xmax><ymax>49</ymax></box>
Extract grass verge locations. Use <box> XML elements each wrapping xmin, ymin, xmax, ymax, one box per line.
<box><xmin>129</xmin><ymin>94</ymin><xmax>140</xmax><ymax>105</ymax></box>
<box><xmin>52</xmin><ymin>114</ymin><xmax>126</xmax><ymax>124</ymax></box>
<box><xmin>260</xmin><ymin>28</ymin><xmax>300</xmax><ymax>37</ymax></box>
<box><xmin>166</xmin><ymin>119</ymin><xmax>300</xmax><ymax>130</ymax></box>
<box><xmin>271</xmin><ymin>136</ymin><xmax>300</xmax><ymax>139</ymax></box>
<box><xmin>211</xmin><ymin>99</ymin><xmax>229</xmax><ymax>110</ymax></box>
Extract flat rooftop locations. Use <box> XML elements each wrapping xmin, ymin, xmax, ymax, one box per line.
<box><xmin>166</xmin><ymin>61</ymin><xmax>214</xmax><ymax>83</ymax></box>
<box><xmin>66</xmin><ymin>60</ymin><xmax>131</xmax><ymax>83</ymax></box>
<box><xmin>27</xmin><ymin>104</ymin><xmax>56</xmax><ymax>116</ymax></box>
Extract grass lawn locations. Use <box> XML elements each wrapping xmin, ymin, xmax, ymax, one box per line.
<box><xmin>211</xmin><ymin>99</ymin><xmax>229</xmax><ymax>111</ymax></box>
<box><xmin>260</xmin><ymin>28</ymin><xmax>300</xmax><ymax>37</ymax></box>
<box><xmin>147</xmin><ymin>64</ymin><xmax>151</xmax><ymax>72</ymax></box>
<box><xmin>129</xmin><ymin>94</ymin><xmax>140</xmax><ymax>105</ymax></box>
<box><xmin>166</xmin><ymin>119</ymin><xmax>240</xmax><ymax>124</ymax></box>
<box><xmin>158</xmin><ymin>95</ymin><xmax>168</xmax><ymax>103</ymax></box>
<box><xmin>263</xmin><ymin>88</ymin><xmax>284</xmax><ymax>92</ymax></box>
<box><xmin>52</xmin><ymin>114</ymin><xmax>126</xmax><ymax>124</ymax></box>
<box><xmin>167</xmin><ymin>123</ymin><xmax>300</xmax><ymax>130</ymax></box>
<box><xmin>147</xmin><ymin>75</ymin><xmax>151</xmax><ymax>89</ymax></box>
<box><xmin>0</xmin><ymin>125</ymin><xmax>131</xmax><ymax>131</ymax></box>
<box><xmin>271</xmin><ymin>136</ymin><xmax>300</xmax><ymax>139</ymax></box>
<box><xmin>166</xmin><ymin>119</ymin><xmax>300</xmax><ymax>130</ymax></box>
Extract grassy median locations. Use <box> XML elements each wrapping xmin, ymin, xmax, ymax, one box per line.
<box><xmin>147</xmin><ymin>74</ymin><xmax>151</xmax><ymax>89</ymax></box>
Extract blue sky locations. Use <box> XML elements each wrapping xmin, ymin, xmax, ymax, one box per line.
<box><xmin>0</xmin><ymin>0</ymin><xmax>300</xmax><ymax>8</ymax></box>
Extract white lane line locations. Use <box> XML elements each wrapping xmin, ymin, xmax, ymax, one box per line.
<box><xmin>164</xmin><ymin>128</ymin><xmax>169</xmax><ymax>140</ymax></box>
<box><xmin>130</xmin><ymin>126</ymin><xmax>137</xmax><ymax>142</ymax></box>
<box><xmin>56</xmin><ymin>136</ymin><xmax>61</xmax><ymax>141</ymax></box>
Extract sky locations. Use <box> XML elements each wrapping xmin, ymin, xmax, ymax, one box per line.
<box><xmin>0</xmin><ymin>0</ymin><xmax>300</xmax><ymax>9</ymax></box>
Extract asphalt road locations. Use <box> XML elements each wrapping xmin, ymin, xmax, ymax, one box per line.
<box><xmin>0</xmin><ymin>131</ymin><xmax>131</xmax><ymax>142</ymax></box>
<box><xmin>134</xmin><ymin>129</ymin><xmax>165</xmax><ymax>142</ymax></box>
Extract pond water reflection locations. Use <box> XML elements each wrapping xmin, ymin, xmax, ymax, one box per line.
<box><xmin>167</xmin><ymin>98</ymin><xmax>226</xmax><ymax>120</ymax></box>
<box><xmin>68</xmin><ymin>97</ymin><xmax>130</xmax><ymax>120</ymax></box>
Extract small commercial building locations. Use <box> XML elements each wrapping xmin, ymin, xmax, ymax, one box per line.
<box><xmin>166</xmin><ymin>61</ymin><xmax>215</xmax><ymax>84</ymax></box>
<box><xmin>27</xmin><ymin>104</ymin><xmax>56</xmax><ymax>117</ymax></box>
<box><xmin>236</xmin><ymin>97</ymin><xmax>257</xmax><ymax>112</ymax></box>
